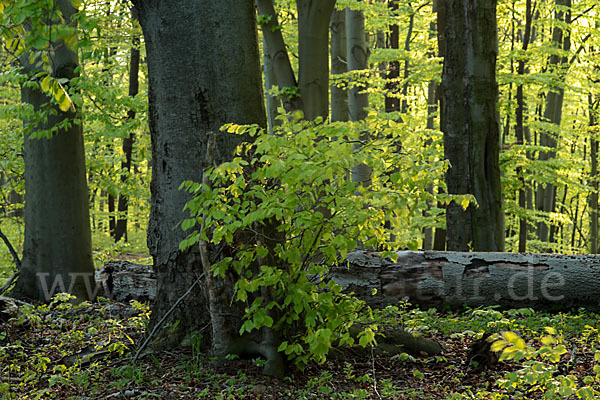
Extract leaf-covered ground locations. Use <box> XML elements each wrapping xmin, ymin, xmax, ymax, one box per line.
<box><xmin>2</xmin><ymin>295</ymin><xmax>600</xmax><ymax>400</ymax></box>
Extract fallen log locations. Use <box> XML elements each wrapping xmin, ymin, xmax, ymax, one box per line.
<box><xmin>95</xmin><ymin>261</ymin><xmax>155</xmax><ymax>303</ymax></box>
<box><xmin>96</xmin><ymin>250</ymin><xmax>600</xmax><ymax>311</ymax></box>
<box><xmin>331</xmin><ymin>251</ymin><xmax>600</xmax><ymax>311</ymax></box>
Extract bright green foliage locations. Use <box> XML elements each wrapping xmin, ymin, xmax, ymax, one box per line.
<box><xmin>180</xmin><ymin>113</ymin><xmax>461</xmax><ymax>366</ymax></box>
<box><xmin>487</xmin><ymin>328</ymin><xmax>599</xmax><ymax>399</ymax></box>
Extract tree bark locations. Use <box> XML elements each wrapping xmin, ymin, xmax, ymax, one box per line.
<box><xmin>330</xmin><ymin>8</ymin><xmax>348</xmax><ymax>122</ymax></box>
<box><xmin>346</xmin><ymin>5</ymin><xmax>371</xmax><ymax>186</ymax></box>
<box><xmin>133</xmin><ymin>0</ymin><xmax>266</xmax><ymax>346</ymax></box>
<box><xmin>11</xmin><ymin>0</ymin><xmax>96</xmax><ymax>302</ymax></box>
<box><xmin>330</xmin><ymin>251</ymin><xmax>600</xmax><ymax>312</ymax></box>
<box><xmin>438</xmin><ymin>0</ymin><xmax>504</xmax><ymax>252</ymax></box>
<box><xmin>95</xmin><ymin>250</ymin><xmax>600</xmax><ymax>313</ymax></box>
<box><xmin>297</xmin><ymin>0</ymin><xmax>337</xmax><ymax>120</ymax></box>
<box><xmin>256</xmin><ymin>0</ymin><xmax>302</xmax><ymax>113</ymax></box>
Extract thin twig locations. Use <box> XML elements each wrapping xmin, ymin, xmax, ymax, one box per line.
<box><xmin>133</xmin><ymin>272</ymin><xmax>205</xmax><ymax>362</ymax></box>
<box><xmin>371</xmin><ymin>346</ymin><xmax>381</xmax><ymax>399</ymax></box>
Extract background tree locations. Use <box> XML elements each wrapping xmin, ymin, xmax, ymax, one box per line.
<box><xmin>9</xmin><ymin>0</ymin><xmax>96</xmax><ymax>301</ymax></box>
<box><xmin>438</xmin><ymin>0</ymin><xmax>504</xmax><ymax>251</ymax></box>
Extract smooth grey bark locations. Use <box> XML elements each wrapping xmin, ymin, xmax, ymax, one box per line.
<box><xmin>11</xmin><ymin>0</ymin><xmax>96</xmax><ymax>302</ymax></box>
<box><xmin>263</xmin><ymin>36</ymin><xmax>281</xmax><ymax>133</ymax></box>
<box><xmin>535</xmin><ymin>0</ymin><xmax>571</xmax><ymax>246</ymax></box>
<box><xmin>330</xmin><ymin>8</ymin><xmax>348</xmax><ymax>122</ymax></box>
<box><xmin>331</xmin><ymin>251</ymin><xmax>600</xmax><ymax>312</ymax></box>
<box><xmin>438</xmin><ymin>0</ymin><xmax>504</xmax><ymax>251</ymax></box>
<box><xmin>133</xmin><ymin>0</ymin><xmax>266</xmax><ymax>347</ymax></box>
<box><xmin>297</xmin><ymin>0</ymin><xmax>337</xmax><ymax>120</ymax></box>
<box><xmin>256</xmin><ymin>0</ymin><xmax>302</xmax><ymax>113</ymax></box>
<box><xmin>346</xmin><ymin>6</ymin><xmax>371</xmax><ymax>186</ymax></box>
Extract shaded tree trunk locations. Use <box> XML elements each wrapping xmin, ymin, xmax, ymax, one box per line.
<box><xmin>12</xmin><ymin>0</ymin><xmax>96</xmax><ymax>302</ymax></box>
<box><xmin>133</xmin><ymin>0</ymin><xmax>266</xmax><ymax>347</ymax></box>
<box><xmin>438</xmin><ymin>0</ymin><xmax>504</xmax><ymax>251</ymax></box>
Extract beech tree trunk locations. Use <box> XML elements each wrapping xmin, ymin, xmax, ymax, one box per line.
<box><xmin>11</xmin><ymin>0</ymin><xmax>96</xmax><ymax>302</ymax></box>
<box><xmin>438</xmin><ymin>0</ymin><xmax>504</xmax><ymax>252</ymax></box>
<box><xmin>330</xmin><ymin>8</ymin><xmax>348</xmax><ymax>122</ymax></box>
<box><xmin>133</xmin><ymin>0</ymin><xmax>265</xmax><ymax>347</ymax></box>
<box><xmin>297</xmin><ymin>0</ymin><xmax>337</xmax><ymax>120</ymax></box>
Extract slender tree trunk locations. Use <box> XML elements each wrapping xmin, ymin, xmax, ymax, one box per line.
<box><xmin>515</xmin><ymin>0</ymin><xmax>534</xmax><ymax>252</ymax></box>
<box><xmin>263</xmin><ymin>36</ymin><xmax>281</xmax><ymax>133</ymax></box>
<box><xmin>590</xmin><ymin>94</ymin><xmax>599</xmax><ymax>253</ymax></box>
<box><xmin>438</xmin><ymin>0</ymin><xmax>504</xmax><ymax>251</ymax></box>
<box><xmin>346</xmin><ymin>5</ymin><xmax>371</xmax><ymax>186</ymax></box>
<box><xmin>330</xmin><ymin>8</ymin><xmax>348</xmax><ymax>122</ymax></box>
<box><xmin>297</xmin><ymin>0</ymin><xmax>337</xmax><ymax>120</ymax></box>
<box><xmin>12</xmin><ymin>0</ymin><xmax>96</xmax><ymax>302</ymax></box>
<box><xmin>114</xmin><ymin>6</ymin><xmax>140</xmax><ymax>242</ymax></box>
<box><xmin>535</xmin><ymin>0</ymin><xmax>571</xmax><ymax>247</ymax></box>
<box><xmin>385</xmin><ymin>0</ymin><xmax>400</xmax><ymax>114</ymax></box>
<box><xmin>256</xmin><ymin>0</ymin><xmax>301</xmax><ymax>113</ymax></box>
<box><xmin>400</xmin><ymin>7</ymin><xmax>414</xmax><ymax>115</ymax></box>
<box><xmin>133</xmin><ymin>0</ymin><xmax>266</xmax><ymax>347</ymax></box>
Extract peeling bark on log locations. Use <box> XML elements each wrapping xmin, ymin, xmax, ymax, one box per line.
<box><xmin>95</xmin><ymin>261</ymin><xmax>155</xmax><ymax>303</ymax></box>
<box><xmin>331</xmin><ymin>251</ymin><xmax>600</xmax><ymax>311</ymax></box>
<box><xmin>97</xmin><ymin>251</ymin><xmax>600</xmax><ymax>311</ymax></box>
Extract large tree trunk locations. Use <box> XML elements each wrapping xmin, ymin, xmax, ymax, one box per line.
<box><xmin>438</xmin><ymin>0</ymin><xmax>504</xmax><ymax>252</ymax></box>
<box><xmin>133</xmin><ymin>0</ymin><xmax>266</xmax><ymax>347</ymax></box>
<box><xmin>11</xmin><ymin>0</ymin><xmax>96</xmax><ymax>302</ymax></box>
<box><xmin>330</xmin><ymin>251</ymin><xmax>600</xmax><ymax>312</ymax></box>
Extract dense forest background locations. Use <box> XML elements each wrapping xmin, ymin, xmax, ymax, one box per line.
<box><xmin>2</xmin><ymin>0</ymin><xmax>600</xmax><ymax>267</ymax></box>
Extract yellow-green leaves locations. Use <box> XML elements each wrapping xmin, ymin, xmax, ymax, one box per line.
<box><xmin>40</xmin><ymin>74</ymin><xmax>75</xmax><ymax>112</ymax></box>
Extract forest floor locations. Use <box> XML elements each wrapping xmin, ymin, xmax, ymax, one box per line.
<box><xmin>2</xmin><ymin>292</ymin><xmax>600</xmax><ymax>400</ymax></box>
